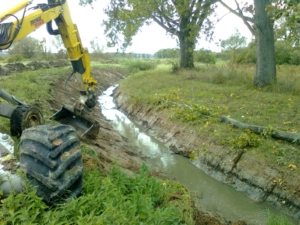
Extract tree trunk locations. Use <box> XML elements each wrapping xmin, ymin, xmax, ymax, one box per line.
<box><xmin>254</xmin><ymin>0</ymin><xmax>276</xmax><ymax>87</ymax></box>
<box><xmin>178</xmin><ymin>24</ymin><xmax>195</xmax><ymax>68</ymax></box>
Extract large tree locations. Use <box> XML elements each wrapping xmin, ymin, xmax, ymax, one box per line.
<box><xmin>219</xmin><ymin>0</ymin><xmax>276</xmax><ymax>87</ymax></box>
<box><xmin>81</xmin><ymin>0</ymin><xmax>217</xmax><ymax>68</ymax></box>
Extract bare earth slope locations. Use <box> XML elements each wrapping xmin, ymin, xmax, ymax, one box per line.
<box><xmin>49</xmin><ymin>68</ymin><xmax>143</xmax><ymax>173</ymax></box>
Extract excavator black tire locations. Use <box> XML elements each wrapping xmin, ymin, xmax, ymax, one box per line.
<box><xmin>10</xmin><ymin>105</ymin><xmax>44</xmax><ymax>137</ymax></box>
<box><xmin>19</xmin><ymin>124</ymin><xmax>83</xmax><ymax>205</ymax></box>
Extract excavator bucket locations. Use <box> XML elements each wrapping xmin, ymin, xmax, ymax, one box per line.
<box><xmin>51</xmin><ymin>105</ymin><xmax>99</xmax><ymax>139</ymax></box>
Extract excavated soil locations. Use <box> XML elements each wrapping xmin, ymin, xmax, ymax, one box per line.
<box><xmin>49</xmin><ymin>68</ymin><xmax>143</xmax><ymax>173</ymax></box>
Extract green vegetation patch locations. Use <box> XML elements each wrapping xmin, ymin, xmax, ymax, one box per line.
<box><xmin>267</xmin><ymin>213</ymin><xmax>295</xmax><ymax>225</ymax></box>
<box><xmin>0</xmin><ymin>167</ymin><xmax>194</xmax><ymax>225</ymax></box>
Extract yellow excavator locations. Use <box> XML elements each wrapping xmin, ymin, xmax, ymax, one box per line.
<box><xmin>0</xmin><ymin>0</ymin><xmax>99</xmax><ymax>204</ymax></box>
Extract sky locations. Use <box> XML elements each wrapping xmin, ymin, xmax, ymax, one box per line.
<box><xmin>1</xmin><ymin>0</ymin><xmax>253</xmax><ymax>54</ymax></box>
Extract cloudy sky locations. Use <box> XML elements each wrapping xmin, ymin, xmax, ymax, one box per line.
<box><xmin>2</xmin><ymin>0</ymin><xmax>253</xmax><ymax>54</ymax></box>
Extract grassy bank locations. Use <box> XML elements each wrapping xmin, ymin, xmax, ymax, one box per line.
<box><xmin>119</xmin><ymin>63</ymin><xmax>300</xmax><ymax>176</ymax></box>
<box><xmin>0</xmin><ymin>165</ymin><xmax>194</xmax><ymax>225</ymax></box>
<box><xmin>0</xmin><ymin>64</ymin><xmax>195</xmax><ymax>225</ymax></box>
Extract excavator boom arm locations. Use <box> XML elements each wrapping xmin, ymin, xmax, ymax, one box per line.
<box><xmin>0</xmin><ymin>0</ymin><xmax>99</xmax><ymax>138</ymax></box>
<box><xmin>0</xmin><ymin>0</ymin><xmax>97</xmax><ymax>89</ymax></box>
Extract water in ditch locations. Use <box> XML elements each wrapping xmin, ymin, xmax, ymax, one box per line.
<box><xmin>98</xmin><ymin>85</ymin><xmax>297</xmax><ymax>225</ymax></box>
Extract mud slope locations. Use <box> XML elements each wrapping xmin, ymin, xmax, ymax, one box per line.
<box><xmin>115</xmin><ymin>89</ymin><xmax>300</xmax><ymax>220</ymax></box>
<box><xmin>49</xmin><ymin>68</ymin><xmax>144</xmax><ymax>172</ymax></box>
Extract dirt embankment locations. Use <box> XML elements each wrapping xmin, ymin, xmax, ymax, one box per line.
<box><xmin>114</xmin><ymin>89</ymin><xmax>300</xmax><ymax>221</ymax></box>
<box><xmin>49</xmin><ymin>68</ymin><xmax>144</xmax><ymax>173</ymax></box>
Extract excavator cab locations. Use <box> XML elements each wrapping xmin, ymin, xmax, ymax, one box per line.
<box><xmin>0</xmin><ymin>0</ymin><xmax>99</xmax><ymax>138</ymax></box>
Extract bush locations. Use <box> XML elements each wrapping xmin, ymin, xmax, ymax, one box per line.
<box><xmin>155</xmin><ymin>48</ymin><xmax>179</xmax><ymax>59</ymax></box>
<box><xmin>275</xmin><ymin>41</ymin><xmax>292</xmax><ymax>65</ymax></box>
<box><xmin>194</xmin><ymin>49</ymin><xmax>216</xmax><ymax>64</ymax></box>
<box><xmin>221</xmin><ymin>42</ymin><xmax>256</xmax><ymax>64</ymax></box>
<box><xmin>171</xmin><ymin>62</ymin><xmax>180</xmax><ymax>73</ymax></box>
<box><xmin>233</xmin><ymin>46</ymin><xmax>256</xmax><ymax>64</ymax></box>
<box><xmin>5</xmin><ymin>54</ymin><xmax>24</xmax><ymax>63</ymax></box>
<box><xmin>174</xmin><ymin>104</ymin><xmax>212</xmax><ymax>122</ymax></box>
<box><xmin>289</xmin><ymin>49</ymin><xmax>300</xmax><ymax>65</ymax></box>
<box><xmin>275</xmin><ymin>41</ymin><xmax>300</xmax><ymax>65</ymax></box>
<box><xmin>227</xmin><ymin>131</ymin><xmax>261</xmax><ymax>149</ymax></box>
<box><xmin>221</xmin><ymin>41</ymin><xmax>300</xmax><ymax>65</ymax></box>
<box><xmin>125</xmin><ymin>59</ymin><xmax>157</xmax><ymax>73</ymax></box>
<box><xmin>8</xmin><ymin>37</ymin><xmax>44</xmax><ymax>59</ymax></box>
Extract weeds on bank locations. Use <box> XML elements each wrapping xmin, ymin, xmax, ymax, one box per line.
<box><xmin>120</xmin><ymin>63</ymin><xmax>300</xmax><ymax>170</ymax></box>
<box><xmin>0</xmin><ymin>166</ymin><xmax>194</xmax><ymax>225</ymax></box>
<box><xmin>223</xmin><ymin>131</ymin><xmax>261</xmax><ymax>149</ymax></box>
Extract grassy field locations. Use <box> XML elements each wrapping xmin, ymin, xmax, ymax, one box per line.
<box><xmin>119</xmin><ymin>62</ymin><xmax>300</xmax><ymax>174</ymax></box>
<box><xmin>0</xmin><ymin>63</ymin><xmax>195</xmax><ymax>225</ymax></box>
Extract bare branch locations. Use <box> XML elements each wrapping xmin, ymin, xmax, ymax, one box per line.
<box><xmin>151</xmin><ymin>15</ymin><xmax>178</xmax><ymax>35</ymax></box>
<box><xmin>154</xmin><ymin>1</ymin><xmax>179</xmax><ymax>27</ymax></box>
<box><xmin>234</xmin><ymin>0</ymin><xmax>254</xmax><ymax>23</ymax></box>
<box><xmin>219</xmin><ymin>0</ymin><xmax>255</xmax><ymax>34</ymax></box>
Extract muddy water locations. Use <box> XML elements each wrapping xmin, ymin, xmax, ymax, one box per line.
<box><xmin>98</xmin><ymin>85</ymin><xmax>297</xmax><ymax>225</ymax></box>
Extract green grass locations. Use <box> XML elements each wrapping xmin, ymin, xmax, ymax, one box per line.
<box><xmin>267</xmin><ymin>213</ymin><xmax>295</xmax><ymax>225</ymax></box>
<box><xmin>119</xmin><ymin>63</ymin><xmax>300</xmax><ymax>172</ymax></box>
<box><xmin>0</xmin><ymin>67</ymin><xmax>68</xmax><ymax>133</ymax></box>
<box><xmin>0</xmin><ymin>166</ymin><xmax>194</xmax><ymax>225</ymax></box>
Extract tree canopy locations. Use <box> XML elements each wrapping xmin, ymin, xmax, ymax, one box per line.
<box><xmin>272</xmin><ymin>0</ymin><xmax>300</xmax><ymax>46</ymax></box>
<box><xmin>81</xmin><ymin>0</ymin><xmax>217</xmax><ymax>68</ymax></box>
<box><xmin>221</xmin><ymin>30</ymin><xmax>247</xmax><ymax>51</ymax></box>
